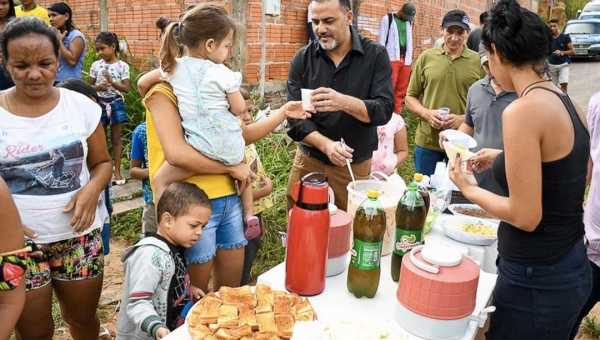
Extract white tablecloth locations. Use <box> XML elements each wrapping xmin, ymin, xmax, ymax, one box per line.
<box><xmin>165</xmin><ymin>214</ymin><xmax>499</xmax><ymax>340</ymax></box>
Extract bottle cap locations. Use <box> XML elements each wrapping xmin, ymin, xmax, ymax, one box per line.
<box><xmin>408</xmin><ymin>182</ymin><xmax>418</xmax><ymax>191</ymax></box>
<box><xmin>414</xmin><ymin>173</ymin><xmax>423</xmax><ymax>181</ymax></box>
<box><xmin>367</xmin><ymin>190</ymin><xmax>379</xmax><ymax>198</ymax></box>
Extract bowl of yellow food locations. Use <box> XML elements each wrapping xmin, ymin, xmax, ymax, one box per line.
<box><xmin>439</xmin><ymin>214</ymin><xmax>498</xmax><ymax>246</ymax></box>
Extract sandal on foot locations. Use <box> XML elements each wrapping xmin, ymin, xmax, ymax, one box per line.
<box><xmin>112</xmin><ymin>179</ymin><xmax>126</xmax><ymax>186</ymax></box>
<box><xmin>99</xmin><ymin>325</ymin><xmax>114</xmax><ymax>340</ymax></box>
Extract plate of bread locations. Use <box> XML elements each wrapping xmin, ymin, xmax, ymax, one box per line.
<box><xmin>186</xmin><ymin>284</ymin><xmax>317</xmax><ymax>340</ymax></box>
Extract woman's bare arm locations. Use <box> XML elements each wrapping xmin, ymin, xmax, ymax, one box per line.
<box><xmin>146</xmin><ymin>89</ymin><xmax>253</xmax><ymax>187</ymax></box>
<box><xmin>453</xmin><ymin>100</ymin><xmax>544</xmax><ymax>231</ymax></box>
<box><xmin>59</xmin><ymin>36</ymin><xmax>85</xmax><ymax>67</ymax></box>
<box><xmin>0</xmin><ymin>179</ymin><xmax>26</xmax><ymax>340</ymax></box>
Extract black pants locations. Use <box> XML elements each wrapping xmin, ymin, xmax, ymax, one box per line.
<box><xmin>570</xmin><ymin>260</ymin><xmax>600</xmax><ymax>339</ymax></box>
<box><xmin>240</xmin><ymin>213</ymin><xmax>263</xmax><ymax>285</ymax></box>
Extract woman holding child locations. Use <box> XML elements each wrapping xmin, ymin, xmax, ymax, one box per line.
<box><xmin>140</xmin><ymin>4</ymin><xmax>307</xmax><ymax>294</ymax></box>
<box><xmin>0</xmin><ymin>17</ymin><xmax>112</xmax><ymax>340</ymax></box>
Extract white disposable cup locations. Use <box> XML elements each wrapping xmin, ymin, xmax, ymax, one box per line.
<box><xmin>438</xmin><ymin>107</ymin><xmax>450</xmax><ymax>119</ymax></box>
<box><xmin>301</xmin><ymin>89</ymin><xmax>315</xmax><ymax>111</ymax></box>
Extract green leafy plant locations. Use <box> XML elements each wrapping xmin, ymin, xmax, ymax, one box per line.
<box><xmin>564</xmin><ymin>0</ymin><xmax>591</xmax><ymax>20</ymax></box>
<box><xmin>583</xmin><ymin>315</ymin><xmax>600</xmax><ymax>339</ymax></box>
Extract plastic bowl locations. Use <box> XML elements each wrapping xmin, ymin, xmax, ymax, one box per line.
<box><xmin>438</xmin><ymin>214</ymin><xmax>498</xmax><ymax>246</ymax></box>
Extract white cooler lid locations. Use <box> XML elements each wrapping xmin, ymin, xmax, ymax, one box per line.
<box><xmin>421</xmin><ymin>245</ymin><xmax>462</xmax><ymax>267</ymax></box>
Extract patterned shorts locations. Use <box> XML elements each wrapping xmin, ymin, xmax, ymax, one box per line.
<box><xmin>26</xmin><ymin>229</ymin><xmax>104</xmax><ymax>291</ymax></box>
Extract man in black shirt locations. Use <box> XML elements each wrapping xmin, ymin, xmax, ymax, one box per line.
<box><xmin>466</xmin><ymin>11</ymin><xmax>489</xmax><ymax>52</ymax></box>
<box><xmin>548</xmin><ymin>18</ymin><xmax>574</xmax><ymax>92</ymax></box>
<box><xmin>286</xmin><ymin>0</ymin><xmax>394</xmax><ymax>211</ymax></box>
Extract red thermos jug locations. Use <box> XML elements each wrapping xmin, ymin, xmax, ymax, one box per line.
<box><xmin>285</xmin><ymin>172</ymin><xmax>331</xmax><ymax>296</ymax></box>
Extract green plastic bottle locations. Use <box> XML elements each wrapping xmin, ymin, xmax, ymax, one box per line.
<box><xmin>347</xmin><ymin>190</ymin><xmax>386</xmax><ymax>298</ymax></box>
<box><xmin>392</xmin><ymin>182</ymin><xmax>426</xmax><ymax>282</ymax></box>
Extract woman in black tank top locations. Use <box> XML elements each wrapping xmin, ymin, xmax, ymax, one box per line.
<box><xmin>448</xmin><ymin>1</ymin><xmax>591</xmax><ymax>339</ymax></box>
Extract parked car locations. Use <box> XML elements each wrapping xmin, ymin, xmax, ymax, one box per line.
<box><xmin>564</xmin><ymin>19</ymin><xmax>600</xmax><ymax>58</ymax></box>
<box><xmin>579</xmin><ymin>11</ymin><xmax>600</xmax><ymax>20</ymax></box>
<box><xmin>578</xmin><ymin>2</ymin><xmax>600</xmax><ymax>17</ymax></box>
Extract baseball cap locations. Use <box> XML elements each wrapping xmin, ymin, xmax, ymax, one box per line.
<box><xmin>442</xmin><ymin>9</ymin><xmax>471</xmax><ymax>31</ymax></box>
<box><xmin>478</xmin><ymin>42</ymin><xmax>488</xmax><ymax>66</ymax></box>
<box><xmin>402</xmin><ymin>3</ymin><xmax>417</xmax><ymax>22</ymax></box>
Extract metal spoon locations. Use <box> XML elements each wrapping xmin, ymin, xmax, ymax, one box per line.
<box><xmin>340</xmin><ymin>138</ymin><xmax>356</xmax><ymax>188</ymax></box>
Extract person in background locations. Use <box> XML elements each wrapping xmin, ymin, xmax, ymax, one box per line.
<box><xmin>440</xmin><ymin>42</ymin><xmax>517</xmax><ymax>195</ymax></box>
<box><xmin>378</xmin><ymin>2</ymin><xmax>416</xmax><ymax>114</ymax></box>
<box><xmin>286</xmin><ymin>0</ymin><xmax>394</xmax><ymax>211</ymax></box>
<box><xmin>405</xmin><ymin>9</ymin><xmax>481</xmax><ymax>176</ymax></box>
<box><xmin>89</xmin><ymin>31</ymin><xmax>131</xmax><ymax>185</ymax></box>
<box><xmin>131</xmin><ymin>121</ymin><xmax>157</xmax><ymax>235</ymax></box>
<box><xmin>548</xmin><ymin>18</ymin><xmax>574</xmax><ymax>92</ymax></box>
<box><xmin>116</xmin><ymin>182</ymin><xmax>212</xmax><ymax>340</ymax></box>
<box><xmin>307</xmin><ymin>1</ymin><xmax>316</xmax><ymax>42</ymax></box>
<box><xmin>449</xmin><ymin>1</ymin><xmax>591</xmax><ymax>338</ymax></box>
<box><xmin>0</xmin><ymin>0</ymin><xmax>15</xmax><ymax>30</ymax></box>
<box><xmin>14</xmin><ymin>0</ymin><xmax>48</xmax><ymax>24</ymax></box>
<box><xmin>48</xmin><ymin>2</ymin><xmax>85</xmax><ymax>82</ymax></box>
<box><xmin>0</xmin><ymin>178</ymin><xmax>26</xmax><ymax>340</ymax></box>
<box><xmin>239</xmin><ymin>88</ymin><xmax>274</xmax><ymax>286</ymax></box>
<box><xmin>55</xmin><ymin>75</ymin><xmax>116</xmax><ymax>340</ymax></box>
<box><xmin>466</xmin><ymin>11</ymin><xmax>489</xmax><ymax>51</ymax></box>
<box><xmin>570</xmin><ymin>91</ymin><xmax>600</xmax><ymax>338</ymax></box>
<box><xmin>0</xmin><ymin>16</ymin><xmax>112</xmax><ymax>340</ymax></box>
<box><xmin>433</xmin><ymin>27</ymin><xmax>444</xmax><ymax>48</ymax></box>
<box><xmin>370</xmin><ymin>112</ymin><xmax>409</xmax><ymax>177</ymax></box>
<box><xmin>0</xmin><ymin>0</ymin><xmax>16</xmax><ymax>90</ymax></box>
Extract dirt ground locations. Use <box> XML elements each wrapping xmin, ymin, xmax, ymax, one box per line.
<box><xmin>50</xmin><ymin>238</ymin><xmax>600</xmax><ymax>340</ymax></box>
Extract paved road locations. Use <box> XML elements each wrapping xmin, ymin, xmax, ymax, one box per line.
<box><xmin>568</xmin><ymin>58</ymin><xmax>600</xmax><ymax>113</ymax></box>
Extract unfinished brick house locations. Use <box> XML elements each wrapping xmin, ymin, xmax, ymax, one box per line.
<box><xmin>37</xmin><ymin>0</ymin><xmax>538</xmax><ymax>101</ymax></box>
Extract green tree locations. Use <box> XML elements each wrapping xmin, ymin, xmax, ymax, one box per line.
<box><xmin>564</xmin><ymin>0</ymin><xmax>591</xmax><ymax>20</ymax></box>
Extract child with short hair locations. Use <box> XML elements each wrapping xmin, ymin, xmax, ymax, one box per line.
<box><xmin>130</xmin><ymin>122</ymin><xmax>157</xmax><ymax>234</ymax></box>
<box><xmin>116</xmin><ymin>182</ymin><xmax>212</xmax><ymax>340</ymax></box>
<box><xmin>238</xmin><ymin>88</ymin><xmax>274</xmax><ymax>285</ymax></box>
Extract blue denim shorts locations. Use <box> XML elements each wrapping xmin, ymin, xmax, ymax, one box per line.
<box><xmin>185</xmin><ymin>194</ymin><xmax>247</xmax><ymax>264</ymax></box>
<box><xmin>99</xmin><ymin>96</ymin><xmax>128</xmax><ymax>126</ymax></box>
<box><xmin>486</xmin><ymin>241</ymin><xmax>591</xmax><ymax>340</ymax></box>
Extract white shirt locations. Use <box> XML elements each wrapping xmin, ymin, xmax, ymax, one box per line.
<box><xmin>163</xmin><ymin>57</ymin><xmax>245</xmax><ymax>165</ymax></box>
<box><xmin>90</xmin><ymin>59</ymin><xmax>130</xmax><ymax>98</ymax></box>
<box><xmin>378</xmin><ymin>13</ymin><xmax>413</xmax><ymax>65</ymax></box>
<box><xmin>165</xmin><ymin>57</ymin><xmax>242</xmax><ymax>117</ymax></box>
<box><xmin>0</xmin><ymin>89</ymin><xmax>103</xmax><ymax>243</ymax></box>
<box><xmin>585</xmin><ymin>92</ymin><xmax>600</xmax><ymax>267</ymax></box>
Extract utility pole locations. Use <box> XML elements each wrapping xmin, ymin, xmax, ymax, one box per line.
<box><xmin>100</xmin><ymin>0</ymin><xmax>108</xmax><ymax>31</ymax></box>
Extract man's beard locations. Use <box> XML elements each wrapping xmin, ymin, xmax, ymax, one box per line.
<box><xmin>318</xmin><ymin>35</ymin><xmax>338</xmax><ymax>50</ymax></box>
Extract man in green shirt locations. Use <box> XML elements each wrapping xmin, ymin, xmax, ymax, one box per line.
<box><xmin>405</xmin><ymin>9</ymin><xmax>481</xmax><ymax>176</ymax></box>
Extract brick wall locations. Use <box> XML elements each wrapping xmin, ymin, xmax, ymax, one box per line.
<box><xmin>38</xmin><ymin>0</ymin><xmax>537</xmax><ymax>84</ymax></box>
